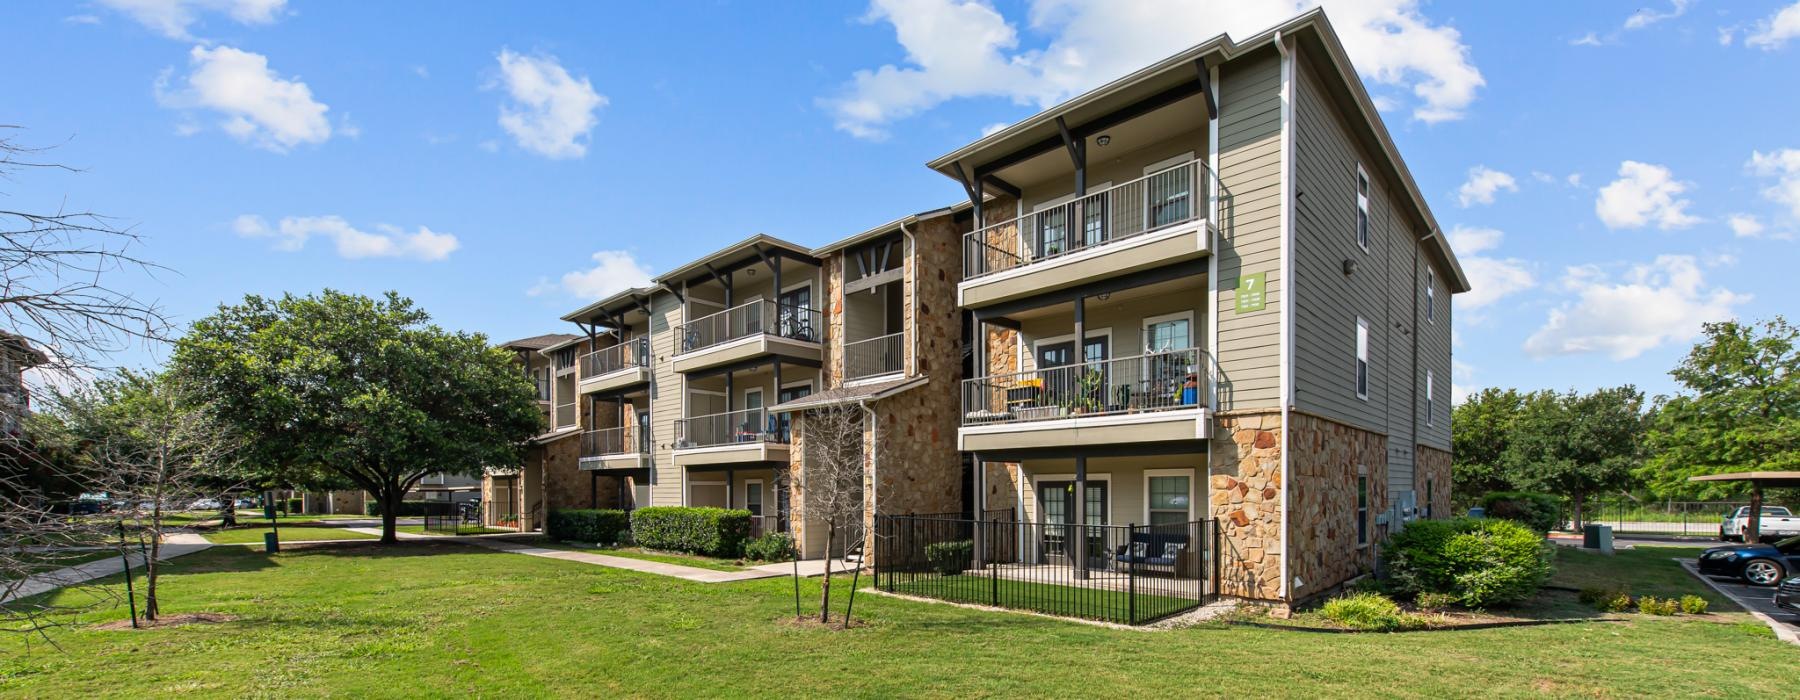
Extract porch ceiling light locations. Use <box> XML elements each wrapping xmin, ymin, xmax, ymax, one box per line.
<box><xmin>1096</xmin><ymin>134</ymin><xmax>1111</xmax><ymax>146</ymax></box>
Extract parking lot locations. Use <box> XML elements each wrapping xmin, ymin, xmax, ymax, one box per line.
<box><xmin>1680</xmin><ymin>559</ymin><xmax>1800</xmax><ymax>645</ymax></box>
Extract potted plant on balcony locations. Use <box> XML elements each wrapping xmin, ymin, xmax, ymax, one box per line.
<box><xmin>1065</xmin><ymin>368</ymin><xmax>1105</xmax><ymax>414</ymax></box>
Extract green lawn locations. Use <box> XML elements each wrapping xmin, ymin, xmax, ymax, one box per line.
<box><xmin>1549</xmin><ymin>543</ymin><xmax>1732</xmax><ymax>607</ymax></box>
<box><xmin>887</xmin><ymin>574</ymin><xmax>1198</xmax><ymax>624</ymax></box>
<box><xmin>394</xmin><ymin>525</ymin><xmax>514</xmax><ymax>537</ymax></box>
<box><xmin>2</xmin><ymin>543</ymin><xmax>1795</xmax><ymax>697</ymax></box>
<box><xmin>200</xmin><ymin>524</ymin><xmax>377</xmax><ymax>544</ymax></box>
<box><xmin>541</xmin><ymin>542</ymin><xmax>748</xmax><ymax>572</ymax></box>
<box><xmin>14</xmin><ymin>549</ymin><xmax>127</xmax><ymax>572</ymax></box>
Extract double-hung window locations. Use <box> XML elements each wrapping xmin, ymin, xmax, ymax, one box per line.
<box><xmin>1425</xmin><ymin>266</ymin><xmax>1436</xmax><ymax>324</ymax></box>
<box><xmin>1425</xmin><ymin>369</ymin><xmax>1435</xmax><ymax>426</ymax></box>
<box><xmin>1355</xmin><ymin>317</ymin><xmax>1369</xmax><ymax>400</ymax></box>
<box><xmin>1355</xmin><ymin>165</ymin><xmax>1370</xmax><ymax>250</ymax></box>
<box><xmin>1356</xmin><ymin>475</ymin><xmax>1369</xmax><ymax>546</ymax></box>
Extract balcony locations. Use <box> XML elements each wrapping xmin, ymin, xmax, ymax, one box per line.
<box><xmin>960</xmin><ymin>161</ymin><xmax>1214</xmax><ymax>308</ymax></box>
<box><xmin>672</xmin><ymin>300</ymin><xmax>823</xmax><ymax>375</ymax></box>
<box><xmin>552</xmin><ymin>400</ymin><xmax>576</xmax><ymax>430</ymax></box>
<box><xmin>844</xmin><ymin>331</ymin><xmax>903</xmax><ymax>381</ymax></box>
<box><xmin>579</xmin><ymin>426</ymin><xmax>652</xmax><ymax>470</ymax></box>
<box><xmin>959</xmin><ymin>348</ymin><xmax>1212</xmax><ymax>451</ymax></box>
<box><xmin>672</xmin><ymin>407</ymin><xmax>791</xmax><ymax>466</ymax></box>
<box><xmin>579</xmin><ymin>337</ymin><xmax>651</xmax><ymax>395</ymax></box>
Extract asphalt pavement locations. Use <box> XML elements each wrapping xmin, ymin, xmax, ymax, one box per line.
<box><xmin>1679</xmin><ymin>559</ymin><xmax>1800</xmax><ymax>646</ymax></box>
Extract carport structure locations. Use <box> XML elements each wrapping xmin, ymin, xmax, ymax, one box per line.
<box><xmin>1689</xmin><ymin>471</ymin><xmax>1800</xmax><ymax>543</ymax></box>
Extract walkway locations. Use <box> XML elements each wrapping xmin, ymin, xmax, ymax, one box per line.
<box><xmin>338</xmin><ymin>527</ymin><xmax>853</xmax><ymax>583</ymax></box>
<box><xmin>2</xmin><ymin>533</ymin><xmax>212</xmax><ymax>604</ymax></box>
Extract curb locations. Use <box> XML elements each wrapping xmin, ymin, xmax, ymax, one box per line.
<box><xmin>1676</xmin><ymin>558</ymin><xmax>1799</xmax><ymax>646</ymax></box>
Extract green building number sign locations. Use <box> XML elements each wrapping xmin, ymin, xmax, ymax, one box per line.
<box><xmin>1235</xmin><ymin>272</ymin><xmax>1267</xmax><ymax>313</ymax></box>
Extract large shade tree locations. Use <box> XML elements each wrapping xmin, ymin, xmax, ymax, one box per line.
<box><xmin>1451</xmin><ymin>387</ymin><xmax>1527</xmax><ymax>498</ymax></box>
<box><xmin>1642</xmin><ymin>318</ymin><xmax>1800</xmax><ymax>501</ymax></box>
<box><xmin>1501</xmin><ymin>386</ymin><xmax>1647</xmax><ymax>529</ymax></box>
<box><xmin>171</xmin><ymin>291</ymin><xmax>541</xmax><ymax>542</ymax></box>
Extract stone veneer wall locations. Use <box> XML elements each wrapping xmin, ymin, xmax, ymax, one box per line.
<box><xmin>1287</xmin><ymin>411</ymin><xmax>1388</xmax><ymax>603</ymax></box>
<box><xmin>1416</xmin><ymin>445</ymin><xmax>1452</xmax><ymax>520</ymax></box>
<box><xmin>538</xmin><ymin>434</ymin><xmax>618</xmax><ymax>511</ymax></box>
<box><xmin>1208</xmin><ymin>411</ymin><xmax>1285</xmax><ymax>601</ymax></box>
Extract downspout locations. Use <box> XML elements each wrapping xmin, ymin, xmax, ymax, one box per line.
<box><xmin>900</xmin><ymin>221</ymin><xmax>919</xmax><ymax>377</ymax></box>
<box><xmin>1274</xmin><ymin>30</ymin><xmax>1295</xmax><ymax>605</ymax></box>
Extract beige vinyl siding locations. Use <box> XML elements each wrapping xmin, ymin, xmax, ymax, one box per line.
<box><xmin>1417</xmin><ymin>264</ymin><xmax>1453</xmax><ymax>451</ymax></box>
<box><xmin>1214</xmin><ymin>47</ymin><xmax>1285</xmax><ymax>412</ymax></box>
<box><xmin>649</xmin><ymin>291</ymin><xmax>683</xmax><ymax>506</ymax></box>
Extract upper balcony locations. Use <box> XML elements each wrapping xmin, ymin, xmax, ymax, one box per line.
<box><xmin>959</xmin><ymin>348</ymin><xmax>1212</xmax><ymax>452</ymax></box>
<box><xmin>844</xmin><ymin>331</ymin><xmax>904</xmax><ymax>382</ymax></box>
<box><xmin>579</xmin><ymin>336</ymin><xmax>651</xmax><ymax>395</ymax></box>
<box><xmin>672</xmin><ymin>407</ymin><xmax>791</xmax><ymax>467</ymax></box>
<box><xmin>961</xmin><ymin>160</ymin><xmax>1214</xmax><ymax>309</ymax></box>
<box><xmin>672</xmin><ymin>300</ymin><xmax>823</xmax><ymax>375</ymax></box>
<box><xmin>579</xmin><ymin>425</ymin><xmax>652</xmax><ymax>471</ymax></box>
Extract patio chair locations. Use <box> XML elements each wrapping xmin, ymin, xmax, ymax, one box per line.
<box><xmin>1112</xmin><ymin>531</ymin><xmax>1188</xmax><ymax>575</ymax></box>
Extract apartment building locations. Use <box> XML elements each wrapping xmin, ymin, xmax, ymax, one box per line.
<box><xmin>489</xmin><ymin>8</ymin><xmax>1462</xmax><ymax>607</ymax></box>
<box><xmin>933</xmin><ymin>9</ymin><xmax>1464</xmax><ymax>604</ymax></box>
<box><xmin>482</xmin><ymin>332</ymin><xmax>624</xmax><ymax>531</ymax></box>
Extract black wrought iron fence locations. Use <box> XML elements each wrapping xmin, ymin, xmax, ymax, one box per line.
<box><xmin>1564</xmin><ymin>499</ymin><xmax>1795</xmax><ymax>538</ymax></box>
<box><xmin>422</xmin><ymin>501</ymin><xmax>482</xmax><ymax>535</ymax></box>
<box><xmin>875</xmin><ymin>514</ymin><xmax>1216</xmax><ymax>625</ymax></box>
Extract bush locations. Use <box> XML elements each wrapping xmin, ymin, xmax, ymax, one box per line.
<box><xmin>1414</xmin><ymin>591</ymin><xmax>1456</xmax><ymax>612</ymax></box>
<box><xmin>743</xmin><ymin>533</ymin><xmax>795</xmax><ymax>562</ymax></box>
<box><xmin>1383</xmin><ymin>517</ymin><xmax>1553</xmax><ymax>608</ymax></box>
<box><xmin>1479</xmin><ymin>491</ymin><xmax>1562</xmax><ymax>533</ymax></box>
<box><xmin>1679</xmin><ymin>594</ymin><xmax>1709</xmax><ymax>615</ymax></box>
<box><xmin>547</xmin><ymin>509</ymin><xmax>631</xmax><ymax>545</ymax></box>
<box><xmin>1636</xmin><ymin>596</ymin><xmax>1680</xmax><ymax>616</ymax></box>
<box><xmin>286</xmin><ymin>498</ymin><xmax>303</xmax><ymax>514</ymax></box>
<box><xmin>630</xmin><ymin>507</ymin><xmax>752</xmax><ymax>557</ymax></box>
<box><xmin>363</xmin><ymin>500</ymin><xmax>440</xmax><ymax>517</ymax></box>
<box><xmin>1320</xmin><ymin>592</ymin><xmax>1412</xmax><ymax>631</ymax></box>
<box><xmin>925</xmin><ymin>540</ymin><xmax>973</xmax><ymax>576</ymax></box>
<box><xmin>1580</xmin><ymin>585</ymin><xmax>1634</xmax><ymax>613</ymax></box>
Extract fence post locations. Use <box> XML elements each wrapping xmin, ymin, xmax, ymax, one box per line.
<box><xmin>989</xmin><ymin>517</ymin><xmax>999</xmax><ymax>607</ymax></box>
<box><xmin>1128</xmin><ymin>523</ymin><xmax>1137</xmax><ymax>625</ymax></box>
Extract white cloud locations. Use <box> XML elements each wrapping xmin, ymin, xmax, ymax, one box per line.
<box><xmin>1748</xmin><ymin>148</ymin><xmax>1800</xmax><ymax>220</ymax></box>
<box><xmin>1450</xmin><ymin>358</ymin><xmax>1475</xmax><ymax>405</ymax></box>
<box><xmin>234</xmin><ymin>214</ymin><xmax>460</xmax><ymax>261</ymax></box>
<box><xmin>1569</xmin><ymin>32</ymin><xmax>1604</xmax><ymax>47</ymax></box>
<box><xmin>1456</xmin><ymin>166</ymin><xmax>1517</xmax><ymax>207</ymax></box>
<box><xmin>1594</xmin><ymin>161</ymin><xmax>1700</xmax><ymax>230</ymax></box>
<box><xmin>156</xmin><ymin>45</ymin><xmax>331</xmax><ymax>152</ymax></box>
<box><xmin>98</xmin><ymin>0</ymin><xmax>285</xmax><ymax>40</ymax></box>
<box><xmin>491</xmin><ymin>49</ymin><xmax>607</xmax><ymax>159</ymax></box>
<box><xmin>1523</xmin><ymin>255</ymin><xmax>1748</xmax><ymax>360</ymax></box>
<box><xmin>1567</xmin><ymin>173</ymin><xmax>1583</xmax><ymax>188</ymax></box>
<box><xmin>823</xmin><ymin>0</ymin><xmax>1484</xmax><ymax>139</ymax></box>
<box><xmin>1727</xmin><ymin>214</ymin><xmax>1765</xmax><ymax>238</ymax></box>
<box><xmin>1746</xmin><ymin>2</ymin><xmax>1800</xmax><ymax>49</ymax></box>
<box><xmin>530</xmin><ymin>250</ymin><xmax>655</xmax><ymax>299</ymax></box>
<box><xmin>1446</xmin><ymin>225</ymin><xmax>1533</xmax><ymax>311</ymax></box>
<box><xmin>1623</xmin><ymin>0</ymin><xmax>1690</xmax><ymax>30</ymax></box>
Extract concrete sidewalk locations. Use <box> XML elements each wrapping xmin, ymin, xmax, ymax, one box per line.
<box><xmin>459</xmin><ymin>537</ymin><xmax>853</xmax><ymax>583</ymax></box>
<box><xmin>2</xmin><ymin>533</ymin><xmax>212</xmax><ymax>604</ymax></box>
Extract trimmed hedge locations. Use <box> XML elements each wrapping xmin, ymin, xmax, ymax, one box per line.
<box><xmin>630</xmin><ymin>507</ymin><xmax>752</xmax><ymax>557</ymax></box>
<box><xmin>1383</xmin><ymin>517</ymin><xmax>1552</xmax><ymax>608</ymax></box>
<box><xmin>547</xmin><ymin>509</ymin><xmax>630</xmax><ymax>545</ymax></box>
<box><xmin>743</xmin><ymin>532</ymin><xmax>795</xmax><ymax>562</ymax></box>
<box><xmin>285</xmin><ymin>498</ymin><xmax>303</xmax><ymax>514</ymax></box>
<box><xmin>926</xmin><ymin>540</ymin><xmax>973</xmax><ymax>576</ymax></box>
<box><xmin>1479</xmin><ymin>491</ymin><xmax>1562</xmax><ymax>533</ymax></box>
<box><xmin>362</xmin><ymin>500</ymin><xmax>445</xmax><ymax>517</ymax></box>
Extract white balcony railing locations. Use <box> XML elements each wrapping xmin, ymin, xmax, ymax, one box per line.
<box><xmin>582</xmin><ymin>425</ymin><xmax>651</xmax><ymax>459</ymax></box>
<box><xmin>962</xmin><ymin>160</ymin><xmax>1215</xmax><ymax>279</ymax></box>
<box><xmin>677</xmin><ymin>299</ymin><xmax>821</xmax><ymax>354</ymax></box>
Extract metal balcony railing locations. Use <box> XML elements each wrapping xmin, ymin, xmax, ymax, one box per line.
<box><xmin>844</xmin><ymin>331</ymin><xmax>904</xmax><ymax>380</ymax></box>
<box><xmin>581</xmin><ymin>336</ymin><xmax>650</xmax><ymax>378</ymax></box>
<box><xmin>531</xmin><ymin>375</ymin><xmax>552</xmax><ymax>402</ymax></box>
<box><xmin>961</xmin><ymin>348</ymin><xmax>1210</xmax><ymax>426</ymax></box>
<box><xmin>963</xmin><ymin>160</ymin><xmax>1215</xmax><ymax>279</ymax></box>
<box><xmin>675</xmin><ymin>407</ymin><xmax>789</xmax><ymax>450</ymax></box>
<box><xmin>582</xmin><ymin>425</ymin><xmax>651</xmax><ymax>458</ymax></box>
<box><xmin>677</xmin><ymin>300</ymin><xmax>821</xmax><ymax>354</ymax></box>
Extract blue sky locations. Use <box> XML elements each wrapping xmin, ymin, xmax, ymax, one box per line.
<box><xmin>3</xmin><ymin>0</ymin><xmax>1798</xmax><ymax>400</ymax></box>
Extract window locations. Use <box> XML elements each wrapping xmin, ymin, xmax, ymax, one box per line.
<box><xmin>1355</xmin><ymin>317</ymin><xmax>1369</xmax><ymax>400</ymax></box>
<box><xmin>1425</xmin><ymin>479</ymin><xmax>1434</xmax><ymax>518</ymax></box>
<box><xmin>1355</xmin><ymin>165</ymin><xmax>1370</xmax><ymax>250</ymax></box>
<box><xmin>1425</xmin><ymin>266</ymin><xmax>1436</xmax><ymax>324</ymax></box>
<box><xmin>1425</xmin><ymin>369</ymin><xmax>1435</xmax><ymax>427</ymax></box>
<box><xmin>1147</xmin><ymin>475</ymin><xmax>1191</xmax><ymax>526</ymax></box>
<box><xmin>1356</xmin><ymin>475</ymin><xmax>1369</xmax><ymax>546</ymax></box>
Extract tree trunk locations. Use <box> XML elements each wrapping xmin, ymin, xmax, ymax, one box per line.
<box><xmin>819</xmin><ymin>524</ymin><xmax>833</xmax><ymax>623</ymax></box>
<box><xmin>1570</xmin><ymin>492</ymin><xmax>1585</xmax><ymax>532</ymax></box>
<box><xmin>381</xmin><ymin>486</ymin><xmax>400</xmax><ymax>544</ymax></box>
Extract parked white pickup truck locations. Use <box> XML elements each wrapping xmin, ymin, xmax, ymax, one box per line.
<box><xmin>1719</xmin><ymin>506</ymin><xmax>1800</xmax><ymax>541</ymax></box>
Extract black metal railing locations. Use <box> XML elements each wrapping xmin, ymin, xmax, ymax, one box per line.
<box><xmin>484</xmin><ymin>493</ymin><xmax>522</xmax><ymax>530</ymax></box>
<box><xmin>678</xmin><ymin>300</ymin><xmax>822</xmax><ymax>354</ymax></box>
<box><xmin>876</xmin><ymin>514</ymin><xmax>1216</xmax><ymax>625</ymax></box>
<box><xmin>582</xmin><ymin>425</ymin><xmax>651</xmax><ymax>459</ymax></box>
<box><xmin>961</xmin><ymin>348</ymin><xmax>1208</xmax><ymax>426</ymax></box>
<box><xmin>581</xmin><ymin>336</ymin><xmax>650</xmax><ymax>378</ymax></box>
<box><xmin>845</xmin><ymin>331</ymin><xmax>904</xmax><ymax>380</ymax></box>
<box><xmin>963</xmin><ymin>160</ymin><xmax>1215</xmax><ymax>279</ymax></box>
<box><xmin>422</xmin><ymin>501</ymin><xmax>481</xmax><ymax>534</ymax></box>
<box><xmin>675</xmin><ymin>407</ymin><xmax>788</xmax><ymax>450</ymax></box>
<box><xmin>1557</xmin><ymin>499</ymin><xmax>1797</xmax><ymax>537</ymax></box>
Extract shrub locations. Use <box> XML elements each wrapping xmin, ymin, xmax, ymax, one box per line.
<box><xmin>1636</xmin><ymin>596</ymin><xmax>1680</xmax><ymax>616</ymax></box>
<box><xmin>1479</xmin><ymin>491</ymin><xmax>1562</xmax><ymax>533</ymax></box>
<box><xmin>630</xmin><ymin>507</ymin><xmax>753</xmax><ymax>557</ymax></box>
<box><xmin>286</xmin><ymin>497</ymin><xmax>303</xmax><ymax>514</ymax></box>
<box><xmin>363</xmin><ymin>500</ymin><xmax>439</xmax><ymax>517</ymax></box>
<box><xmin>547</xmin><ymin>509</ymin><xmax>631</xmax><ymax>545</ymax></box>
<box><xmin>925</xmin><ymin>540</ymin><xmax>973</xmax><ymax>576</ymax></box>
<box><xmin>1320</xmin><ymin>592</ymin><xmax>1411</xmax><ymax>631</ymax></box>
<box><xmin>1414</xmin><ymin>591</ymin><xmax>1456</xmax><ymax>612</ymax></box>
<box><xmin>743</xmin><ymin>533</ymin><xmax>795</xmax><ymax>562</ymax></box>
<box><xmin>1679</xmin><ymin>595</ymin><xmax>1708</xmax><ymax>615</ymax></box>
<box><xmin>1580</xmin><ymin>585</ymin><xmax>1634</xmax><ymax>613</ymax></box>
<box><xmin>1383</xmin><ymin>517</ymin><xmax>1553</xmax><ymax>608</ymax></box>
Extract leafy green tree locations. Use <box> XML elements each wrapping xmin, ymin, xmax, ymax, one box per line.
<box><xmin>170</xmin><ymin>291</ymin><xmax>541</xmax><ymax>543</ymax></box>
<box><xmin>1642</xmin><ymin>318</ymin><xmax>1800</xmax><ymax>500</ymax></box>
<box><xmin>1451</xmin><ymin>387</ymin><xmax>1527</xmax><ymax>499</ymax></box>
<box><xmin>1501</xmin><ymin>387</ymin><xmax>1646</xmax><ymax>529</ymax></box>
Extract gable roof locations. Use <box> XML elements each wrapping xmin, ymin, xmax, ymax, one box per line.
<box><xmin>499</xmin><ymin>333</ymin><xmax>581</xmax><ymax>351</ymax></box>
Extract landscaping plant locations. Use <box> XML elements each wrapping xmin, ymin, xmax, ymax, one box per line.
<box><xmin>1678</xmin><ymin>594</ymin><xmax>1708</xmax><ymax>615</ymax></box>
<box><xmin>1478</xmin><ymin>491</ymin><xmax>1562</xmax><ymax>533</ymax></box>
<box><xmin>925</xmin><ymin>540</ymin><xmax>973</xmax><ymax>576</ymax></box>
<box><xmin>1635</xmin><ymin>596</ymin><xmax>1681</xmax><ymax>616</ymax></box>
<box><xmin>1319</xmin><ymin>592</ymin><xmax>1416</xmax><ymax>632</ymax></box>
<box><xmin>629</xmin><ymin>506</ymin><xmax>752</xmax><ymax>557</ymax></box>
<box><xmin>742</xmin><ymin>533</ymin><xmax>795</xmax><ymax>562</ymax></box>
<box><xmin>547</xmin><ymin>509</ymin><xmax>630</xmax><ymax>545</ymax></box>
<box><xmin>1413</xmin><ymin>591</ymin><xmax>1456</xmax><ymax>612</ymax></box>
<box><xmin>1382</xmin><ymin>517</ymin><xmax>1552</xmax><ymax>608</ymax></box>
<box><xmin>1579</xmin><ymin>585</ymin><xmax>1634</xmax><ymax>613</ymax></box>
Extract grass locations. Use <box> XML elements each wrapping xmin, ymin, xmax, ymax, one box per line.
<box><xmin>200</xmin><ymin>524</ymin><xmax>377</xmax><ymax>544</ymax></box>
<box><xmin>1549</xmin><ymin>543</ymin><xmax>1733</xmax><ymax>607</ymax></box>
<box><xmin>2</xmin><ymin>543</ymin><xmax>1794</xmax><ymax>697</ymax></box>
<box><xmin>14</xmin><ymin>549</ymin><xmax>127</xmax><ymax>572</ymax></box>
<box><xmin>394</xmin><ymin>525</ymin><xmax>514</xmax><ymax>537</ymax></box>
<box><xmin>540</xmin><ymin>542</ymin><xmax>749</xmax><ymax>572</ymax></box>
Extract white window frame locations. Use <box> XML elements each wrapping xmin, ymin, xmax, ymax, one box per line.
<box><xmin>1354</xmin><ymin>317</ymin><xmax>1370</xmax><ymax>401</ymax></box>
<box><xmin>743</xmin><ymin>478</ymin><xmax>764</xmax><ymax>514</ymax></box>
<box><xmin>1142</xmin><ymin>468</ymin><xmax>1196</xmax><ymax>525</ymax></box>
<box><xmin>1425</xmin><ymin>369</ymin><xmax>1435</xmax><ymax>427</ymax></box>
<box><xmin>1355</xmin><ymin>164</ymin><xmax>1371</xmax><ymax>252</ymax></box>
<box><xmin>1355</xmin><ymin>472</ymin><xmax>1370</xmax><ymax>549</ymax></box>
<box><xmin>1424</xmin><ymin>266</ymin><xmax>1436</xmax><ymax>324</ymax></box>
<box><xmin>1140</xmin><ymin>311</ymin><xmax>1196</xmax><ymax>353</ymax></box>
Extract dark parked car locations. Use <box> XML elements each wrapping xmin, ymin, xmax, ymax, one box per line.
<box><xmin>1698</xmin><ymin>535</ymin><xmax>1800</xmax><ymax>586</ymax></box>
<box><xmin>1777</xmin><ymin>576</ymin><xmax>1799</xmax><ymax>612</ymax></box>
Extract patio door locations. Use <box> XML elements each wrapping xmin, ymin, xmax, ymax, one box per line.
<box><xmin>777</xmin><ymin>285</ymin><xmax>814</xmax><ymax>341</ymax></box>
<box><xmin>1038</xmin><ymin>480</ymin><xmax>1107</xmax><ymax>565</ymax></box>
<box><xmin>745</xmin><ymin>480</ymin><xmax>766</xmax><ymax>535</ymax></box>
